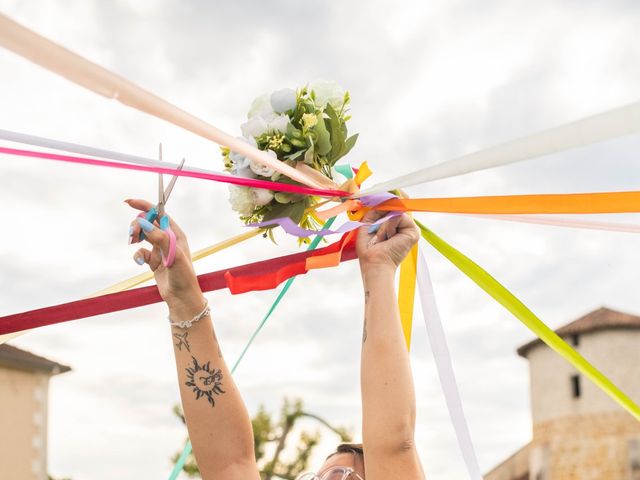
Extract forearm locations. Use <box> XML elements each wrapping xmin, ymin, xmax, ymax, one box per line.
<box><xmin>360</xmin><ymin>266</ymin><xmax>417</xmax><ymax>452</ymax></box>
<box><xmin>168</xmin><ymin>292</ymin><xmax>257</xmax><ymax>477</ymax></box>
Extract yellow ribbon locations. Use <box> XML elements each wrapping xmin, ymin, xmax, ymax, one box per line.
<box><xmin>398</xmin><ymin>244</ymin><xmax>418</xmax><ymax>351</ymax></box>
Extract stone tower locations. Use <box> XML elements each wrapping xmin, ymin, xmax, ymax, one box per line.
<box><xmin>486</xmin><ymin>307</ymin><xmax>640</xmax><ymax>480</ymax></box>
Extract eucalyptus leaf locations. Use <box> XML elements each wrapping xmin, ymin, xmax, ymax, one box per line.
<box><xmin>314</xmin><ymin>114</ymin><xmax>332</xmax><ymax>155</ymax></box>
<box><xmin>274</xmin><ymin>192</ymin><xmax>293</xmax><ymax>204</ymax></box>
<box><xmin>304</xmin><ymin>143</ymin><xmax>315</xmax><ymax>164</ymax></box>
<box><xmin>333</xmin><ymin>133</ymin><xmax>358</xmax><ymax>164</ymax></box>
<box><xmin>262</xmin><ymin>199</ymin><xmax>307</xmax><ymax>224</ymax></box>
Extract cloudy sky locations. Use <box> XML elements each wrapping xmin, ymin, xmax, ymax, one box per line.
<box><xmin>1</xmin><ymin>1</ymin><xmax>639</xmax><ymax>478</ymax></box>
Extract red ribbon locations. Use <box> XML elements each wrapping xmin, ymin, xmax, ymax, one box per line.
<box><xmin>0</xmin><ymin>234</ymin><xmax>357</xmax><ymax>335</ymax></box>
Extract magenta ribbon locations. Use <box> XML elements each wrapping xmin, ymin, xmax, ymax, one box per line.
<box><xmin>0</xmin><ymin>146</ymin><xmax>350</xmax><ymax>198</ymax></box>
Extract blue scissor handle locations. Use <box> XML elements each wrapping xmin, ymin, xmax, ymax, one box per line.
<box><xmin>159</xmin><ymin>214</ymin><xmax>170</xmax><ymax>231</ymax></box>
<box><xmin>139</xmin><ymin>207</ymin><xmax>160</xmax><ymax>241</ymax></box>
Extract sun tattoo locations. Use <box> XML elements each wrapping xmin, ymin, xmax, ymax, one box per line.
<box><xmin>185</xmin><ymin>356</ymin><xmax>225</xmax><ymax>407</ymax></box>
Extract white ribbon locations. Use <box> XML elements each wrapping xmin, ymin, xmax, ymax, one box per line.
<box><xmin>0</xmin><ymin>128</ymin><xmax>216</xmax><ymax>173</ymax></box>
<box><xmin>463</xmin><ymin>214</ymin><xmax>640</xmax><ymax>233</ymax></box>
<box><xmin>417</xmin><ymin>247</ymin><xmax>483</xmax><ymax>480</ymax></box>
<box><xmin>0</xmin><ymin>14</ymin><xmax>325</xmax><ymax>190</ymax></box>
<box><xmin>362</xmin><ymin>100</ymin><xmax>640</xmax><ymax>195</ymax></box>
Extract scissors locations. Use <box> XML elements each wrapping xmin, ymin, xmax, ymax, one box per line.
<box><xmin>139</xmin><ymin>144</ymin><xmax>185</xmax><ymax>268</ymax></box>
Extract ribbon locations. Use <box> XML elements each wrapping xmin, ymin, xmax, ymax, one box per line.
<box><xmin>416</xmin><ymin>247</ymin><xmax>482</xmax><ymax>480</ymax></box>
<box><xmin>0</xmin><ymin>230</ymin><xmax>262</xmax><ymax>346</ymax></box>
<box><xmin>0</xmin><ymin>146</ymin><xmax>349</xmax><ymax>198</ymax></box>
<box><xmin>462</xmin><ymin>214</ymin><xmax>640</xmax><ymax>234</ymax></box>
<box><xmin>416</xmin><ymin>219</ymin><xmax>640</xmax><ymax>422</ymax></box>
<box><xmin>0</xmin><ymin>14</ymin><xmax>329</xmax><ymax>189</ymax></box>
<box><xmin>248</xmin><ymin>211</ymin><xmax>402</xmax><ymax>238</ymax></box>
<box><xmin>375</xmin><ymin>191</ymin><xmax>640</xmax><ymax>214</ymax></box>
<box><xmin>169</xmin><ymin>217</ymin><xmax>338</xmax><ymax>480</ymax></box>
<box><xmin>398</xmin><ymin>244</ymin><xmax>418</xmax><ymax>350</ymax></box>
<box><xmin>0</xmin><ymin>234</ymin><xmax>357</xmax><ymax>335</ymax></box>
<box><xmin>361</xmin><ymin>100</ymin><xmax>640</xmax><ymax>195</ymax></box>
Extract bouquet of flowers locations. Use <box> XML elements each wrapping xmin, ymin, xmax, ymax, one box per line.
<box><xmin>222</xmin><ymin>80</ymin><xmax>358</xmax><ymax>235</ymax></box>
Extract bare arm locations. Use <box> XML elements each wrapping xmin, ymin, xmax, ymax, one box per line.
<box><xmin>127</xmin><ymin>199</ymin><xmax>259</xmax><ymax>480</ymax></box>
<box><xmin>356</xmin><ymin>213</ymin><xmax>425</xmax><ymax>479</ymax></box>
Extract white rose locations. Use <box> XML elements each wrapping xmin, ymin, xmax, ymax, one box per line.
<box><xmin>247</xmin><ymin>93</ymin><xmax>273</xmax><ymax>118</ymax></box>
<box><xmin>232</xmin><ymin>166</ymin><xmax>255</xmax><ymax>178</ymax></box>
<box><xmin>250</xmin><ymin>149</ymin><xmax>277</xmax><ymax>177</ymax></box>
<box><xmin>240</xmin><ymin>116</ymin><xmax>268</xmax><ymax>138</ymax></box>
<box><xmin>309</xmin><ymin>79</ymin><xmax>345</xmax><ymax>110</ymax></box>
<box><xmin>265</xmin><ymin>113</ymin><xmax>290</xmax><ymax>133</ymax></box>
<box><xmin>228</xmin><ymin>185</ymin><xmax>255</xmax><ymax>216</ymax></box>
<box><xmin>229</xmin><ymin>137</ymin><xmax>256</xmax><ymax>171</ymax></box>
<box><xmin>252</xmin><ymin>188</ymin><xmax>274</xmax><ymax>206</ymax></box>
<box><xmin>270</xmin><ymin>88</ymin><xmax>297</xmax><ymax>113</ymax></box>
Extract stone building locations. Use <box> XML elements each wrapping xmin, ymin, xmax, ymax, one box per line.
<box><xmin>486</xmin><ymin>307</ymin><xmax>640</xmax><ymax>480</ymax></box>
<box><xmin>0</xmin><ymin>343</ymin><xmax>71</xmax><ymax>480</ymax></box>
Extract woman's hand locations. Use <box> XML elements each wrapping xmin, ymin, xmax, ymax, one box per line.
<box><xmin>126</xmin><ymin>199</ymin><xmax>202</xmax><ymax>307</ymax></box>
<box><xmin>356</xmin><ymin>210</ymin><xmax>419</xmax><ymax>275</ymax></box>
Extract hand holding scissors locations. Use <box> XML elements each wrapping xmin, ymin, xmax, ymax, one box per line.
<box><xmin>128</xmin><ymin>144</ymin><xmax>185</xmax><ymax>268</ymax></box>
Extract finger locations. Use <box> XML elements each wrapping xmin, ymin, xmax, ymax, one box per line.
<box><xmin>133</xmin><ymin>247</ymin><xmax>151</xmax><ymax>266</ymax></box>
<box><xmin>125</xmin><ymin>198</ymin><xmax>155</xmax><ymax>212</ymax></box>
<box><xmin>377</xmin><ymin>215</ymin><xmax>402</xmax><ymax>242</ymax></box>
<box><xmin>396</xmin><ymin>214</ymin><xmax>420</xmax><ymax>239</ymax></box>
<box><xmin>360</xmin><ymin>208</ymin><xmax>388</xmax><ymax>225</ymax></box>
<box><xmin>129</xmin><ymin>218</ymin><xmax>142</xmax><ymax>244</ymax></box>
<box><xmin>137</xmin><ymin>217</ymin><xmax>170</xmax><ymax>252</ymax></box>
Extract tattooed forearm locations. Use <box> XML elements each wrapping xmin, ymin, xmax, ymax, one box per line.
<box><xmin>185</xmin><ymin>356</ymin><xmax>225</xmax><ymax>407</ymax></box>
<box><xmin>173</xmin><ymin>331</ymin><xmax>191</xmax><ymax>352</ymax></box>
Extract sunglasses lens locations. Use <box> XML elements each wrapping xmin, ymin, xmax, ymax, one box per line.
<box><xmin>321</xmin><ymin>467</ymin><xmax>351</xmax><ymax>480</ymax></box>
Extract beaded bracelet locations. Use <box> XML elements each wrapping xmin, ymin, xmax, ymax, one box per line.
<box><xmin>168</xmin><ymin>300</ymin><xmax>210</xmax><ymax>329</ymax></box>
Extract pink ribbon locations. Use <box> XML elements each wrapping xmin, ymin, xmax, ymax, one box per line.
<box><xmin>0</xmin><ymin>146</ymin><xmax>350</xmax><ymax>198</ymax></box>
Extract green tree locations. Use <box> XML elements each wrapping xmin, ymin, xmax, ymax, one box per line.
<box><xmin>172</xmin><ymin>397</ymin><xmax>352</xmax><ymax>479</ymax></box>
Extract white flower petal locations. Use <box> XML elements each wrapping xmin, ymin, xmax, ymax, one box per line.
<box><xmin>270</xmin><ymin>88</ymin><xmax>297</xmax><ymax>113</ymax></box>
<box><xmin>247</xmin><ymin>93</ymin><xmax>273</xmax><ymax>119</ymax></box>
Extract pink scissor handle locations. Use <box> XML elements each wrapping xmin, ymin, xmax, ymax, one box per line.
<box><xmin>161</xmin><ymin>228</ymin><xmax>177</xmax><ymax>267</ymax></box>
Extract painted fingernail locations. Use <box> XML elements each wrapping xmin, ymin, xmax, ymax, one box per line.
<box><xmin>367</xmin><ymin>224</ymin><xmax>381</xmax><ymax>234</ymax></box>
<box><xmin>137</xmin><ymin>217</ymin><xmax>154</xmax><ymax>233</ymax></box>
<box><xmin>134</xmin><ymin>256</ymin><xmax>145</xmax><ymax>265</ymax></box>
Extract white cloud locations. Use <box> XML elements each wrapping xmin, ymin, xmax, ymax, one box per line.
<box><xmin>1</xmin><ymin>1</ymin><xmax>639</xmax><ymax>479</ymax></box>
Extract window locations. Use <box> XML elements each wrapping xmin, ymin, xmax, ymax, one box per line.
<box><xmin>571</xmin><ymin>374</ymin><xmax>581</xmax><ymax>398</ymax></box>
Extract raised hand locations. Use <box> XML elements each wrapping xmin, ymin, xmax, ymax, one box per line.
<box><xmin>355</xmin><ymin>210</ymin><xmax>419</xmax><ymax>273</ymax></box>
<box><xmin>126</xmin><ymin>198</ymin><xmax>201</xmax><ymax>305</ymax></box>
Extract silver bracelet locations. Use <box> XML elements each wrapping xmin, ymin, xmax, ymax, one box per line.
<box><xmin>168</xmin><ymin>300</ymin><xmax>210</xmax><ymax>329</ymax></box>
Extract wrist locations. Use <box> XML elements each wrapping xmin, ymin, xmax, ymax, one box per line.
<box><xmin>167</xmin><ymin>289</ymin><xmax>207</xmax><ymax>321</ymax></box>
<box><xmin>359</xmin><ymin>261</ymin><xmax>396</xmax><ymax>281</ymax></box>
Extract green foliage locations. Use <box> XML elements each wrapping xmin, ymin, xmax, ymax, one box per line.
<box><xmin>222</xmin><ymin>83</ymin><xmax>358</xmax><ymax>233</ymax></box>
<box><xmin>171</xmin><ymin>397</ymin><xmax>352</xmax><ymax>480</ymax></box>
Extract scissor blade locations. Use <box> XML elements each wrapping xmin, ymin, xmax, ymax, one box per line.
<box><xmin>163</xmin><ymin>157</ymin><xmax>186</xmax><ymax>205</ymax></box>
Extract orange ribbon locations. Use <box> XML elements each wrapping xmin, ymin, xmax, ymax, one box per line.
<box><xmin>374</xmin><ymin>191</ymin><xmax>640</xmax><ymax>214</ymax></box>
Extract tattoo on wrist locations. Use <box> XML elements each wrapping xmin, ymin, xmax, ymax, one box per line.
<box><xmin>363</xmin><ymin>290</ymin><xmax>370</xmax><ymax>343</ymax></box>
<box><xmin>363</xmin><ymin>317</ymin><xmax>368</xmax><ymax>343</ymax></box>
<box><xmin>185</xmin><ymin>356</ymin><xmax>225</xmax><ymax>407</ymax></box>
<box><xmin>173</xmin><ymin>332</ymin><xmax>191</xmax><ymax>352</ymax></box>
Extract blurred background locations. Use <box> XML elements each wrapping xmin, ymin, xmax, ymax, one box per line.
<box><xmin>1</xmin><ymin>1</ymin><xmax>639</xmax><ymax>479</ymax></box>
